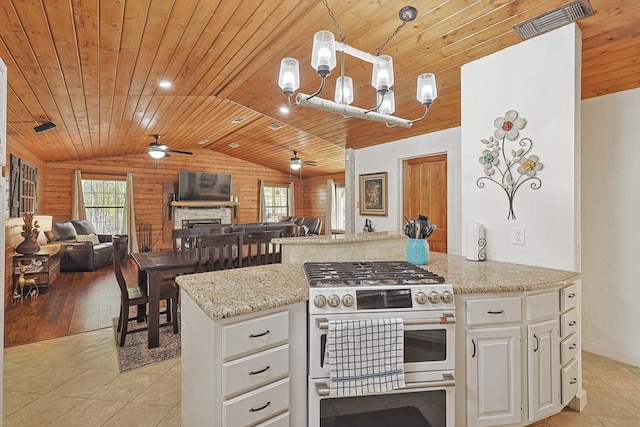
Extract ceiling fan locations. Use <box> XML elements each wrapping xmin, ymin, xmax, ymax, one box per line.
<box><xmin>289</xmin><ymin>151</ymin><xmax>316</xmax><ymax>170</ymax></box>
<box><xmin>148</xmin><ymin>134</ymin><xmax>193</xmax><ymax>159</ymax></box>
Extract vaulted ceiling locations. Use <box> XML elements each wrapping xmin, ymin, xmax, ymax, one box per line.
<box><xmin>1</xmin><ymin>0</ymin><xmax>638</xmax><ymax>177</ymax></box>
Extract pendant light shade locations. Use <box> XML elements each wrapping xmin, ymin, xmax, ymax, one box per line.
<box><xmin>334</xmin><ymin>76</ymin><xmax>354</xmax><ymax>105</ymax></box>
<box><xmin>417</xmin><ymin>73</ymin><xmax>438</xmax><ymax>107</ymax></box>
<box><xmin>278</xmin><ymin>58</ymin><xmax>300</xmax><ymax>97</ymax></box>
<box><xmin>372</xmin><ymin>55</ymin><xmax>394</xmax><ymax>94</ymax></box>
<box><xmin>311</xmin><ymin>31</ymin><xmax>336</xmax><ymax>77</ymax></box>
<box><xmin>377</xmin><ymin>90</ymin><xmax>395</xmax><ymax>115</ymax></box>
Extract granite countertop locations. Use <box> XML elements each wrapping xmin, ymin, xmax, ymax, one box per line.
<box><xmin>272</xmin><ymin>231</ymin><xmax>405</xmax><ymax>245</ymax></box>
<box><xmin>177</xmin><ymin>253</ymin><xmax>581</xmax><ymax>321</ymax></box>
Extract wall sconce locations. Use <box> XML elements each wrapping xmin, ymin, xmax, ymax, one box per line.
<box><xmin>278</xmin><ymin>6</ymin><xmax>437</xmax><ymax>129</ymax></box>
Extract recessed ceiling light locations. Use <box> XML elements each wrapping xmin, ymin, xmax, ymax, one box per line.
<box><xmin>280</xmin><ymin>106</ymin><xmax>289</xmax><ymax>114</ymax></box>
<box><xmin>159</xmin><ymin>80</ymin><xmax>172</xmax><ymax>88</ymax></box>
<box><xmin>230</xmin><ymin>117</ymin><xmax>245</xmax><ymax>124</ymax></box>
<box><xmin>197</xmin><ymin>139</ymin><xmax>209</xmax><ymax>145</ymax></box>
<box><xmin>267</xmin><ymin>123</ymin><xmax>282</xmax><ymax>130</ymax></box>
<box><xmin>228</xmin><ymin>143</ymin><xmax>239</xmax><ymax>148</ymax></box>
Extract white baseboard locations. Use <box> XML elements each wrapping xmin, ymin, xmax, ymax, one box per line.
<box><xmin>582</xmin><ymin>340</ymin><xmax>640</xmax><ymax>367</ymax></box>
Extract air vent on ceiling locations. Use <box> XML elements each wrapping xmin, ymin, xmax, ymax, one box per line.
<box><xmin>267</xmin><ymin>123</ymin><xmax>282</xmax><ymax>130</ymax></box>
<box><xmin>513</xmin><ymin>0</ymin><xmax>593</xmax><ymax>41</ymax></box>
<box><xmin>230</xmin><ymin>117</ymin><xmax>246</xmax><ymax>124</ymax></box>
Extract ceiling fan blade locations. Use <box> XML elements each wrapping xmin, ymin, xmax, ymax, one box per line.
<box><xmin>168</xmin><ymin>149</ymin><xmax>193</xmax><ymax>155</ymax></box>
<box><xmin>302</xmin><ymin>161</ymin><xmax>317</xmax><ymax>166</ymax></box>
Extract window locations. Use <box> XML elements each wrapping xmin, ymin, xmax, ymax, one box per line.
<box><xmin>82</xmin><ymin>179</ymin><xmax>126</xmax><ymax>234</ymax></box>
<box><xmin>263</xmin><ymin>184</ymin><xmax>289</xmax><ymax>222</ymax></box>
<box><xmin>332</xmin><ymin>184</ymin><xmax>346</xmax><ymax>231</ymax></box>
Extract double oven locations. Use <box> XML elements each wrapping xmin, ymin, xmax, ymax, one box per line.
<box><xmin>304</xmin><ymin>261</ymin><xmax>456</xmax><ymax>427</ymax></box>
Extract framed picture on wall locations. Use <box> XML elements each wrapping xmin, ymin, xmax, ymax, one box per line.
<box><xmin>359</xmin><ymin>172</ymin><xmax>387</xmax><ymax>216</ymax></box>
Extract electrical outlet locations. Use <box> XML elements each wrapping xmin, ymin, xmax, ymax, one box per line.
<box><xmin>512</xmin><ymin>227</ymin><xmax>525</xmax><ymax>245</ymax></box>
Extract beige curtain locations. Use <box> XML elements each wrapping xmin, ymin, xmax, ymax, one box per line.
<box><xmin>288</xmin><ymin>182</ymin><xmax>295</xmax><ymax>217</ymax></box>
<box><xmin>121</xmin><ymin>173</ymin><xmax>138</xmax><ymax>253</ymax></box>
<box><xmin>72</xmin><ymin>170</ymin><xmax>86</xmax><ymax>220</ymax></box>
<box><xmin>259</xmin><ymin>180</ymin><xmax>266</xmax><ymax>222</ymax></box>
<box><xmin>325</xmin><ymin>179</ymin><xmax>335</xmax><ymax>235</ymax></box>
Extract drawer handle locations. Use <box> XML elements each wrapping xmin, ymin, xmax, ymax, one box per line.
<box><xmin>249</xmin><ymin>366</ymin><xmax>270</xmax><ymax>375</ymax></box>
<box><xmin>568</xmin><ymin>293</ymin><xmax>576</xmax><ymax>298</ymax></box>
<box><xmin>487</xmin><ymin>310</ymin><xmax>504</xmax><ymax>315</ymax></box>
<box><xmin>249</xmin><ymin>330</ymin><xmax>270</xmax><ymax>338</ymax></box>
<box><xmin>249</xmin><ymin>401</ymin><xmax>271</xmax><ymax>412</ymax></box>
<box><xmin>569</xmin><ymin>321</ymin><xmax>577</xmax><ymax>326</ymax></box>
<box><xmin>569</xmin><ymin>344</ymin><xmax>577</xmax><ymax>350</ymax></box>
<box><xmin>471</xmin><ymin>339</ymin><xmax>476</xmax><ymax>358</ymax></box>
<box><xmin>533</xmin><ymin>334</ymin><xmax>539</xmax><ymax>352</ymax></box>
<box><xmin>570</xmin><ymin>378</ymin><xmax>577</xmax><ymax>385</ymax></box>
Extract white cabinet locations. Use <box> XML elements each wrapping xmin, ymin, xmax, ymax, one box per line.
<box><xmin>457</xmin><ymin>281</ymin><xmax>583</xmax><ymax>427</ymax></box>
<box><xmin>527</xmin><ymin>318</ymin><xmax>559</xmax><ymax>420</ymax></box>
<box><xmin>467</xmin><ymin>326</ymin><xmax>522</xmax><ymax>427</ymax></box>
<box><xmin>181</xmin><ymin>293</ymin><xmax>306</xmax><ymax>427</ymax></box>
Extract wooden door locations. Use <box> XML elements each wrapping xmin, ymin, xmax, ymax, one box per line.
<box><xmin>402</xmin><ymin>154</ymin><xmax>447</xmax><ymax>252</ymax></box>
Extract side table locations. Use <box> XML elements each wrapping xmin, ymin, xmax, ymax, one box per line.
<box><xmin>12</xmin><ymin>245</ymin><xmax>61</xmax><ymax>302</ymax></box>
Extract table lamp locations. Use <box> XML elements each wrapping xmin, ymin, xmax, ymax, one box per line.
<box><xmin>33</xmin><ymin>215</ymin><xmax>53</xmax><ymax>246</ymax></box>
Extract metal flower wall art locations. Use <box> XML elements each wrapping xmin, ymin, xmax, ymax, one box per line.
<box><xmin>477</xmin><ymin>110</ymin><xmax>543</xmax><ymax>220</ymax></box>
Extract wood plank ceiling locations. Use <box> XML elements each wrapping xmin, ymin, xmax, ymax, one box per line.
<box><xmin>1</xmin><ymin>0</ymin><xmax>638</xmax><ymax>178</ymax></box>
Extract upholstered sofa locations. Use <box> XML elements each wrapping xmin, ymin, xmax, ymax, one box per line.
<box><xmin>45</xmin><ymin>220</ymin><xmax>115</xmax><ymax>272</ymax></box>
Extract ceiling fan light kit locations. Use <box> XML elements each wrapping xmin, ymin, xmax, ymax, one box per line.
<box><xmin>290</xmin><ymin>151</ymin><xmax>316</xmax><ymax>170</ymax></box>
<box><xmin>278</xmin><ymin>4</ymin><xmax>437</xmax><ymax>128</ymax></box>
<box><xmin>147</xmin><ymin>134</ymin><xmax>193</xmax><ymax>159</ymax></box>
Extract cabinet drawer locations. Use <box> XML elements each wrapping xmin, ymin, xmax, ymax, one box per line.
<box><xmin>466</xmin><ymin>297</ymin><xmax>521</xmax><ymax>326</ymax></box>
<box><xmin>526</xmin><ymin>291</ymin><xmax>558</xmax><ymax>321</ymax></box>
<box><xmin>561</xmin><ymin>358</ymin><xmax>579</xmax><ymax>405</ymax></box>
<box><xmin>560</xmin><ymin>284</ymin><xmax>578</xmax><ymax>311</ymax></box>
<box><xmin>560</xmin><ymin>307</ymin><xmax>579</xmax><ymax>338</ymax></box>
<box><xmin>223</xmin><ymin>344</ymin><xmax>290</xmax><ymax>398</ymax></box>
<box><xmin>222</xmin><ymin>311</ymin><xmax>289</xmax><ymax>360</ymax></box>
<box><xmin>255</xmin><ymin>411</ymin><xmax>289</xmax><ymax>427</ymax></box>
<box><xmin>560</xmin><ymin>333</ymin><xmax>579</xmax><ymax>365</ymax></box>
<box><xmin>223</xmin><ymin>377</ymin><xmax>290</xmax><ymax>427</ymax></box>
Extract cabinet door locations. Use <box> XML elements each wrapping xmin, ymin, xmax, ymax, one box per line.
<box><xmin>527</xmin><ymin>318</ymin><xmax>560</xmax><ymax>421</ymax></box>
<box><xmin>467</xmin><ymin>326</ymin><xmax>522</xmax><ymax>427</ymax></box>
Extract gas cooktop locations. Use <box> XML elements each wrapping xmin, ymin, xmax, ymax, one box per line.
<box><xmin>303</xmin><ymin>261</ymin><xmax>446</xmax><ymax>287</ymax></box>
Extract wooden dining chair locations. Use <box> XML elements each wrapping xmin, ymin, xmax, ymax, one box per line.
<box><xmin>113</xmin><ymin>235</ymin><xmax>179</xmax><ymax>347</ymax></box>
<box><xmin>244</xmin><ymin>230</ymin><xmax>283</xmax><ymax>266</ymax></box>
<box><xmin>197</xmin><ymin>232</ymin><xmax>243</xmax><ymax>272</ymax></box>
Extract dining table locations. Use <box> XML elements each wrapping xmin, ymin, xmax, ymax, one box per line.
<box><xmin>130</xmin><ymin>249</ymin><xmax>200</xmax><ymax>349</ymax></box>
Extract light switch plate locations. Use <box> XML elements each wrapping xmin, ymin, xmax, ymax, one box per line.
<box><xmin>512</xmin><ymin>227</ymin><xmax>525</xmax><ymax>245</ymax></box>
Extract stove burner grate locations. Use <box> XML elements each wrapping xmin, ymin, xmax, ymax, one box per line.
<box><xmin>304</xmin><ymin>261</ymin><xmax>445</xmax><ymax>287</ymax></box>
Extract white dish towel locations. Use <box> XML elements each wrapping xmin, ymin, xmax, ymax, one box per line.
<box><xmin>323</xmin><ymin>318</ymin><xmax>405</xmax><ymax>397</ymax></box>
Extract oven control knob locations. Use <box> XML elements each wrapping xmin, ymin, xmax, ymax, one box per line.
<box><xmin>428</xmin><ymin>291</ymin><xmax>441</xmax><ymax>304</ymax></box>
<box><xmin>415</xmin><ymin>292</ymin><xmax>428</xmax><ymax>305</ymax></box>
<box><xmin>327</xmin><ymin>294</ymin><xmax>341</xmax><ymax>308</ymax></box>
<box><xmin>313</xmin><ymin>295</ymin><xmax>327</xmax><ymax>308</ymax></box>
<box><xmin>342</xmin><ymin>294</ymin><xmax>354</xmax><ymax>307</ymax></box>
<box><xmin>441</xmin><ymin>291</ymin><xmax>454</xmax><ymax>304</ymax></box>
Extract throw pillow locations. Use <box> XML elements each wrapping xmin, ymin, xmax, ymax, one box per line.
<box><xmin>76</xmin><ymin>233</ymin><xmax>100</xmax><ymax>245</ymax></box>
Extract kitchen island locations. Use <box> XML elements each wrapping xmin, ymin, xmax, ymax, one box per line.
<box><xmin>177</xmin><ymin>246</ymin><xmax>584</xmax><ymax>427</ymax></box>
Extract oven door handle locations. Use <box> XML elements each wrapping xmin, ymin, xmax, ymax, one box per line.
<box><xmin>315</xmin><ymin>375</ymin><xmax>456</xmax><ymax>396</ymax></box>
<box><xmin>316</xmin><ymin>314</ymin><xmax>456</xmax><ymax>330</ymax></box>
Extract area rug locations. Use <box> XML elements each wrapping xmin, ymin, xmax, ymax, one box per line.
<box><xmin>112</xmin><ymin>315</ymin><xmax>181</xmax><ymax>373</ymax></box>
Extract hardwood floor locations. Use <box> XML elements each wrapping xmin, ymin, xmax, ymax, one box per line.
<box><xmin>3</xmin><ymin>259</ymin><xmax>138</xmax><ymax>348</ymax></box>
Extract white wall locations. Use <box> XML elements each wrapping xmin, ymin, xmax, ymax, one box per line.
<box><xmin>581</xmin><ymin>87</ymin><xmax>640</xmax><ymax>366</ymax></box>
<box><xmin>460</xmin><ymin>24</ymin><xmax>581</xmax><ymax>271</ymax></box>
<box><xmin>354</xmin><ymin>127</ymin><xmax>462</xmax><ymax>255</ymax></box>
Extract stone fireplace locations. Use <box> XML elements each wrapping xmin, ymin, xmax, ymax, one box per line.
<box><xmin>169</xmin><ymin>201</ymin><xmax>238</xmax><ymax>229</ymax></box>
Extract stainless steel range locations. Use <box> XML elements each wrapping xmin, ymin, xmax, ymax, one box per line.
<box><xmin>305</xmin><ymin>261</ymin><xmax>456</xmax><ymax>427</ymax></box>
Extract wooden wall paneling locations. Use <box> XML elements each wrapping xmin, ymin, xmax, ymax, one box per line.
<box><xmin>300</xmin><ymin>172</ymin><xmax>345</xmax><ymax>235</ymax></box>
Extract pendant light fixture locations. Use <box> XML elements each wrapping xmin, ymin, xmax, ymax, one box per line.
<box><xmin>278</xmin><ymin>4</ymin><xmax>437</xmax><ymax>128</ymax></box>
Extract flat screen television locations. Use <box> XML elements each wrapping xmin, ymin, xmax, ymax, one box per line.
<box><xmin>178</xmin><ymin>171</ymin><xmax>232</xmax><ymax>201</ymax></box>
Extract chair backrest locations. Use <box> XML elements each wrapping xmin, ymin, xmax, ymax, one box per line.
<box><xmin>112</xmin><ymin>235</ymin><xmax>130</xmax><ymax>298</ymax></box>
<box><xmin>301</xmin><ymin>218</ymin><xmax>322</xmax><ymax>235</ymax></box>
<box><xmin>172</xmin><ymin>227</ymin><xmax>222</xmax><ymax>251</ymax></box>
<box><xmin>197</xmin><ymin>232</ymin><xmax>243</xmax><ymax>272</ymax></box>
<box><xmin>245</xmin><ymin>230</ymin><xmax>283</xmax><ymax>266</ymax></box>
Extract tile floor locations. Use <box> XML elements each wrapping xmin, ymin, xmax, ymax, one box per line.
<box><xmin>3</xmin><ymin>330</ymin><xmax>640</xmax><ymax>426</ymax></box>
